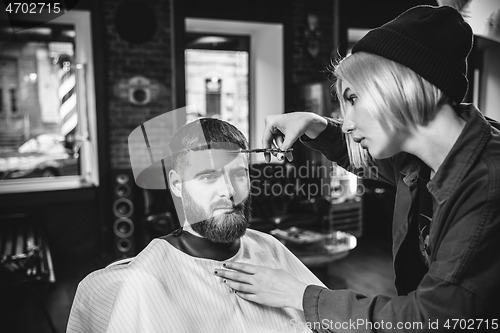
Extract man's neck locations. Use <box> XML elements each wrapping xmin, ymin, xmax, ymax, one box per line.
<box><xmin>162</xmin><ymin>227</ymin><xmax>241</xmax><ymax>261</ymax></box>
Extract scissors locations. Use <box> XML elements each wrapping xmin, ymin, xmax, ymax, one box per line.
<box><xmin>226</xmin><ymin>148</ymin><xmax>294</xmax><ymax>154</ymax></box>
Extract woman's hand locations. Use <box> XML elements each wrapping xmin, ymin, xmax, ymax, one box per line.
<box><xmin>263</xmin><ymin>112</ymin><xmax>327</xmax><ymax>162</ymax></box>
<box><xmin>214</xmin><ymin>262</ymin><xmax>308</xmax><ymax>310</ymax></box>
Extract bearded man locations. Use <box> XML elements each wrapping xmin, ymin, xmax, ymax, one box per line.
<box><xmin>67</xmin><ymin>118</ymin><xmax>324</xmax><ymax>333</ymax></box>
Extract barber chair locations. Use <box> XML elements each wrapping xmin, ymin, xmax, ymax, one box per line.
<box><xmin>0</xmin><ymin>213</ymin><xmax>57</xmax><ymax>333</ymax></box>
<box><xmin>139</xmin><ymin>188</ymin><xmax>181</xmax><ymax>246</ymax></box>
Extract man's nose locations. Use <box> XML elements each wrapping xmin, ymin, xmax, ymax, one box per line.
<box><xmin>219</xmin><ymin>172</ymin><xmax>237</xmax><ymax>199</ymax></box>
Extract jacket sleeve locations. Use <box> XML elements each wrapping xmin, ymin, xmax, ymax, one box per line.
<box><xmin>302</xmin><ymin>279</ymin><xmax>492</xmax><ymax>333</ymax></box>
<box><xmin>300</xmin><ymin>117</ymin><xmax>398</xmax><ymax>186</ymax></box>
<box><xmin>301</xmin><ymin>165</ymin><xmax>500</xmax><ymax>333</ymax></box>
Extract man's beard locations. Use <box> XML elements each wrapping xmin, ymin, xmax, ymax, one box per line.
<box><xmin>182</xmin><ymin>188</ymin><xmax>251</xmax><ymax>243</ymax></box>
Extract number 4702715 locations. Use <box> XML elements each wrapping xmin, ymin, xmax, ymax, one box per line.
<box><xmin>5</xmin><ymin>3</ymin><xmax>61</xmax><ymax>14</ymax></box>
<box><xmin>444</xmin><ymin>319</ymin><xmax>498</xmax><ymax>330</ymax></box>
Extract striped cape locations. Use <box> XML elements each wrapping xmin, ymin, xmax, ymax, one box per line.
<box><xmin>67</xmin><ymin>229</ymin><xmax>324</xmax><ymax>333</ymax></box>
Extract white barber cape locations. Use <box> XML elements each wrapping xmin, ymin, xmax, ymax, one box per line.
<box><xmin>67</xmin><ymin>229</ymin><xmax>325</xmax><ymax>333</ymax></box>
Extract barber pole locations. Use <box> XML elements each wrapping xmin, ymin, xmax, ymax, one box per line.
<box><xmin>57</xmin><ymin>55</ymin><xmax>77</xmax><ymax>138</ymax></box>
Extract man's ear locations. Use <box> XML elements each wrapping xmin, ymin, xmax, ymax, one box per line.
<box><xmin>168</xmin><ymin>169</ymin><xmax>182</xmax><ymax>198</ymax></box>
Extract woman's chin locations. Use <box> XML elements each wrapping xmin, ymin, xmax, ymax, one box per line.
<box><xmin>367</xmin><ymin>148</ymin><xmax>385</xmax><ymax>159</ymax></box>
<box><xmin>371</xmin><ymin>150</ymin><xmax>397</xmax><ymax>160</ymax></box>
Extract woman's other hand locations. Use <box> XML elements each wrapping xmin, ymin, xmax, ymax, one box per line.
<box><xmin>214</xmin><ymin>262</ymin><xmax>308</xmax><ymax>310</ymax></box>
<box><xmin>263</xmin><ymin>112</ymin><xmax>327</xmax><ymax>162</ymax></box>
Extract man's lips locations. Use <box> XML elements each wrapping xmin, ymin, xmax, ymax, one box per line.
<box><xmin>214</xmin><ymin>207</ymin><xmax>234</xmax><ymax>212</ymax></box>
<box><xmin>212</xmin><ymin>205</ymin><xmax>238</xmax><ymax>214</ymax></box>
<box><xmin>211</xmin><ymin>200</ymin><xmax>246</xmax><ymax>213</ymax></box>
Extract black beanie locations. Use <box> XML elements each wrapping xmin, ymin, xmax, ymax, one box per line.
<box><xmin>351</xmin><ymin>5</ymin><xmax>473</xmax><ymax>103</ymax></box>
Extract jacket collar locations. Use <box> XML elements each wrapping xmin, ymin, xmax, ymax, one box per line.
<box><xmin>398</xmin><ymin>105</ymin><xmax>491</xmax><ymax>204</ymax></box>
<box><xmin>426</xmin><ymin>104</ymin><xmax>491</xmax><ymax>204</ymax></box>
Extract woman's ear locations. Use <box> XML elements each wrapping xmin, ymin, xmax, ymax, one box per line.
<box><xmin>168</xmin><ymin>169</ymin><xmax>182</xmax><ymax>198</ymax></box>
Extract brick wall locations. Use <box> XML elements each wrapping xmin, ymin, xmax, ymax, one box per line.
<box><xmin>291</xmin><ymin>0</ymin><xmax>335</xmax><ymax>85</ymax></box>
<box><xmin>102</xmin><ymin>0</ymin><xmax>174</xmax><ymax>170</ymax></box>
<box><xmin>102</xmin><ymin>0</ymin><xmax>336</xmax><ymax>169</ymax></box>
<box><xmin>289</xmin><ymin>0</ymin><xmax>338</xmax><ymax>169</ymax></box>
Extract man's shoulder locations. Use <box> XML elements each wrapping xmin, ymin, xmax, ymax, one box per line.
<box><xmin>243</xmin><ymin>228</ymin><xmax>292</xmax><ymax>258</ymax></box>
<box><xmin>76</xmin><ymin>262</ymin><xmax>127</xmax><ymax>297</ymax></box>
<box><xmin>244</xmin><ymin>228</ymin><xmax>282</xmax><ymax>244</ymax></box>
<box><xmin>79</xmin><ymin>239</ymin><xmax>172</xmax><ymax>287</ymax></box>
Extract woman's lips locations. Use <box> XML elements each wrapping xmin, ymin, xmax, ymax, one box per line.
<box><xmin>352</xmin><ymin>136</ymin><xmax>364</xmax><ymax>143</ymax></box>
<box><xmin>353</xmin><ymin>136</ymin><xmax>367</xmax><ymax>149</ymax></box>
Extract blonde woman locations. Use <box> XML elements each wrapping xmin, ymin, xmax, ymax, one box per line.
<box><xmin>215</xmin><ymin>5</ymin><xmax>500</xmax><ymax>331</ymax></box>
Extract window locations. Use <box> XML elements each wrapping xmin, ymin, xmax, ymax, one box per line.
<box><xmin>185</xmin><ymin>34</ymin><xmax>250</xmax><ymax>139</ymax></box>
<box><xmin>0</xmin><ymin>11</ymin><xmax>98</xmax><ymax>193</ymax></box>
<box><xmin>185</xmin><ymin>19</ymin><xmax>284</xmax><ymax>163</ymax></box>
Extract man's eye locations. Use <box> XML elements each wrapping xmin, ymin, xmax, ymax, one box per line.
<box><xmin>235</xmin><ymin>170</ymin><xmax>248</xmax><ymax>179</ymax></box>
<box><xmin>200</xmin><ymin>174</ymin><xmax>218</xmax><ymax>181</ymax></box>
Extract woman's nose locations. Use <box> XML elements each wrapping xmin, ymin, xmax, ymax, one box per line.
<box><xmin>342</xmin><ymin>119</ymin><xmax>356</xmax><ymax>134</ymax></box>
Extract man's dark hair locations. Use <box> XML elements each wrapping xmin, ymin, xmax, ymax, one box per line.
<box><xmin>169</xmin><ymin>118</ymin><xmax>249</xmax><ymax>173</ymax></box>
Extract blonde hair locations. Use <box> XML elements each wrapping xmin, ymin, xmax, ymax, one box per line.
<box><xmin>332</xmin><ymin>52</ymin><xmax>450</xmax><ymax>168</ymax></box>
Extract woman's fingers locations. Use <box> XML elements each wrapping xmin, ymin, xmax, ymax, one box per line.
<box><xmin>222</xmin><ymin>261</ymin><xmax>257</xmax><ymax>274</ymax></box>
<box><xmin>216</xmin><ymin>269</ymin><xmax>260</xmax><ymax>296</ymax></box>
<box><xmin>263</xmin><ymin>116</ymin><xmax>287</xmax><ymax>163</ymax></box>
<box><xmin>220</xmin><ymin>274</ymin><xmax>267</xmax><ymax>305</ymax></box>
<box><xmin>233</xmin><ymin>291</ymin><xmax>258</xmax><ymax>303</ymax></box>
<box><xmin>223</xmin><ymin>279</ymin><xmax>254</xmax><ymax>293</ymax></box>
<box><xmin>214</xmin><ymin>263</ymin><xmax>308</xmax><ymax>309</ymax></box>
<box><xmin>274</xmin><ymin>134</ymin><xmax>284</xmax><ymax>149</ymax></box>
<box><xmin>214</xmin><ymin>268</ymin><xmax>250</xmax><ymax>283</ymax></box>
<box><xmin>215</xmin><ymin>263</ymin><xmax>261</xmax><ymax>293</ymax></box>
<box><xmin>262</xmin><ymin>116</ymin><xmax>276</xmax><ymax>149</ymax></box>
<box><xmin>263</xmin><ymin>114</ymin><xmax>314</xmax><ymax>163</ymax></box>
